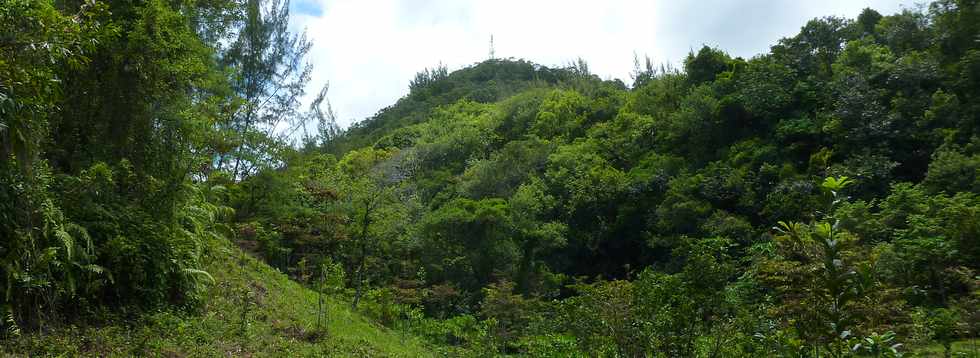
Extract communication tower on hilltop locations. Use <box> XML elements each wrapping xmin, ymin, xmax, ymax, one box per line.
<box><xmin>489</xmin><ymin>34</ymin><xmax>496</xmax><ymax>60</ymax></box>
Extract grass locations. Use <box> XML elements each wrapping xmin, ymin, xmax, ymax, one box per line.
<box><xmin>911</xmin><ymin>340</ymin><xmax>980</xmax><ymax>357</ymax></box>
<box><xmin>1</xmin><ymin>239</ymin><xmax>434</xmax><ymax>357</ymax></box>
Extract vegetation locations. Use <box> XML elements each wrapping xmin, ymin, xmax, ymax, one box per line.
<box><xmin>1</xmin><ymin>238</ymin><xmax>431</xmax><ymax>356</ymax></box>
<box><xmin>2</xmin><ymin>0</ymin><xmax>980</xmax><ymax>356</ymax></box>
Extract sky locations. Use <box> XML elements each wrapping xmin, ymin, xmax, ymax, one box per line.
<box><xmin>289</xmin><ymin>0</ymin><xmax>916</xmax><ymax>128</ymax></box>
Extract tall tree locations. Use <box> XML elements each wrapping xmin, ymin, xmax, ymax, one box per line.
<box><xmin>220</xmin><ymin>0</ymin><xmax>311</xmax><ymax>179</ymax></box>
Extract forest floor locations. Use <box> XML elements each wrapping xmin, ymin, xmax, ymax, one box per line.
<box><xmin>0</xmin><ymin>239</ymin><xmax>432</xmax><ymax>357</ymax></box>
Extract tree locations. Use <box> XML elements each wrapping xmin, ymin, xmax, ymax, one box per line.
<box><xmin>333</xmin><ymin>147</ymin><xmax>409</xmax><ymax>308</ymax></box>
<box><xmin>419</xmin><ymin>198</ymin><xmax>517</xmax><ymax>296</ymax></box>
<box><xmin>508</xmin><ymin>177</ymin><xmax>566</xmax><ymax>295</ymax></box>
<box><xmin>684</xmin><ymin>46</ymin><xmax>731</xmax><ymax>85</ymax></box>
<box><xmin>309</xmin><ymin>83</ymin><xmax>340</xmax><ymax>147</ymax></box>
<box><xmin>220</xmin><ymin>0</ymin><xmax>312</xmax><ymax>179</ymax></box>
<box><xmin>759</xmin><ymin>177</ymin><xmax>906</xmax><ymax>356</ymax></box>
<box><xmin>2</xmin><ymin>0</ymin><xmax>225</xmax><ymax>329</ymax></box>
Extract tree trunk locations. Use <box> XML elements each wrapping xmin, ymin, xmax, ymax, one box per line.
<box><xmin>233</xmin><ymin>106</ymin><xmax>254</xmax><ymax>180</ymax></box>
<box><xmin>351</xmin><ymin>201</ymin><xmax>372</xmax><ymax>309</ymax></box>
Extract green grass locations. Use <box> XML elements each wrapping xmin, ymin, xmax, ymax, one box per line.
<box><xmin>910</xmin><ymin>340</ymin><xmax>980</xmax><ymax>357</ymax></box>
<box><xmin>1</xmin><ymin>240</ymin><xmax>434</xmax><ymax>357</ymax></box>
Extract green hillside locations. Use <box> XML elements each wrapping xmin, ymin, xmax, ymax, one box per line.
<box><xmin>2</xmin><ymin>238</ymin><xmax>432</xmax><ymax>357</ymax></box>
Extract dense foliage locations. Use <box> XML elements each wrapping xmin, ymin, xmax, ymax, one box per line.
<box><xmin>0</xmin><ymin>0</ymin><xmax>315</xmax><ymax>334</ymax></box>
<box><xmin>3</xmin><ymin>0</ymin><xmax>980</xmax><ymax>356</ymax></box>
<box><xmin>254</xmin><ymin>3</ymin><xmax>979</xmax><ymax>356</ymax></box>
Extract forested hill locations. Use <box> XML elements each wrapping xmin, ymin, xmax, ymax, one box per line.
<box><xmin>323</xmin><ymin>59</ymin><xmax>624</xmax><ymax>155</ymax></box>
<box><xmin>3</xmin><ymin>0</ymin><xmax>980</xmax><ymax>356</ymax></box>
<box><xmin>292</xmin><ymin>3</ymin><xmax>980</xmax><ymax>355</ymax></box>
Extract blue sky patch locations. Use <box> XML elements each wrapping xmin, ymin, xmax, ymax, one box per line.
<box><xmin>291</xmin><ymin>0</ymin><xmax>323</xmax><ymax>17</ymax></box>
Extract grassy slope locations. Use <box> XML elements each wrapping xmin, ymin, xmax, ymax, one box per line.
<box><xmin>2</xmin><ymin>239</ymin><xmax>433</xmax><ymax>357</ymax></box>
<box><xmin>913</xmin><ymin>340</ymin><xmax>980</xmax><ymax>357</ymax></box>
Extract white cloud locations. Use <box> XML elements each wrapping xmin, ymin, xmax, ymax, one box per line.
<box><xmin>291</xmin><ymin>0</ymin><xmax>913</xmax><ymax>128</ymax></box>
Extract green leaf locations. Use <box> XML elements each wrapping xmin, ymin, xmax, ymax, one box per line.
<box><xmin>182</xmin><ymin>268</ymin><xmax>215</xmax><ymax>285</ymax></box>
<box><xmin>821</xmin><ymin>176</ymin><xmax>855</xmax><ymax>192</ymax></box>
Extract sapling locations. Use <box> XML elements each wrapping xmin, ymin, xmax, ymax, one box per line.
<box><xmin>315</xmin><ymin>260</ymin><xmax>345</xmax><ymax>333</ymax></box>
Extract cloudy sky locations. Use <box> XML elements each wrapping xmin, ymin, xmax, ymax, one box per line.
<box><xmin>289</xmin><ymin>0</ymin><xmax>915</xmax><ymax>128</ymax></box>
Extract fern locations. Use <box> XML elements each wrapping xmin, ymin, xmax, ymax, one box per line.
<box><xmin>1</xmin><ymin>306</ymin><xmax>20</xmax><ymax>339</ymax></box>
<box><xmin>182</xmin><ymin>268</ymin><xmax>215</xmax><ymax>285</ymax></box>
<box><xmin>54</xmin><ymin>229</ymin><xmax>73</xmax><ymax>260</ymax></box>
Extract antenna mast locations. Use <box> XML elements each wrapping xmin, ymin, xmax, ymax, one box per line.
<box><xmin>489</xmin><ymin>34</ymin><xmax>496</xmax><ymax>60</ymax></box>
